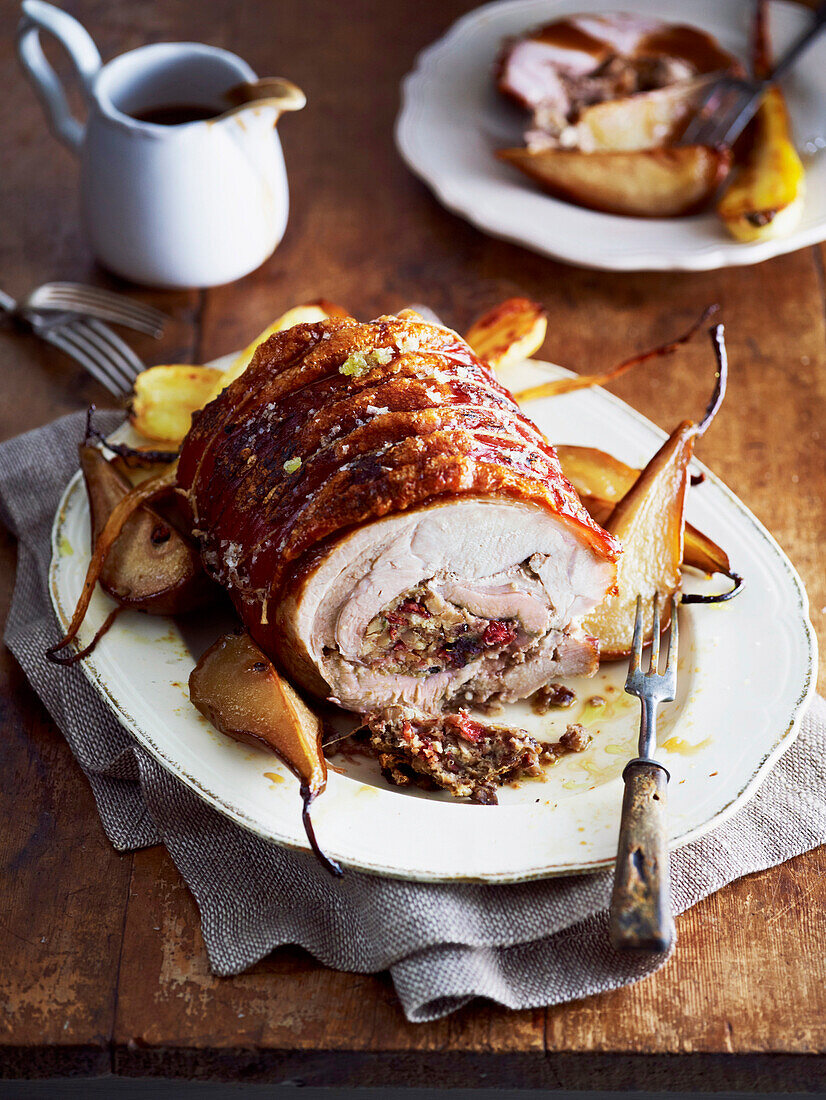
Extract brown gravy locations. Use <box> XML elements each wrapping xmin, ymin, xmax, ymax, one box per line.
<box><xmin>638</xmin><ymin>25</ymin><xmax>738</xmax><ymax>74</ymax></box>
<box><xmin>131</xmin><ymin>103</ymin><xmax>219</xmax><ymax>125</ymax></box>
<box><xmin>529</xmin><ymin>18</ymin><xmax>737</xmax><ymax>76</ymax></box>
<box><xmin>533</xmin><ymin>21</ymin><xmax>610</xmax><ymax>59</ymax></box>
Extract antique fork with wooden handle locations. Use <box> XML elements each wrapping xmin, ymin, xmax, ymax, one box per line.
<box><xmin>609</xmin><ymin>592</ymin><xmax>678</xmax><ymax>953</ymax></box>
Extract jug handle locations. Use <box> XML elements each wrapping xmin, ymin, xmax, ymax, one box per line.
<box><xmin>16</xmin><ymin>0</ymin><xmax>101</xmax><ymax>153</ymax></box>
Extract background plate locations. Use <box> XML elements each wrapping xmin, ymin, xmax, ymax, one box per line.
<box><xmin>49</xmin><ymin>355</ymin><xmax>816</xmax><ymax>882</ymax></box>
<box><xmin>395</xmin><ymin>0</ymin><xmax>826</xmax><ymax>271</ymax></box>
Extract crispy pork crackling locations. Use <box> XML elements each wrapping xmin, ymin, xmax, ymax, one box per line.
<box><xmin>177</xmin><ymin>312</ymin><xmax>620</xmax><ymax>716</ymax></box>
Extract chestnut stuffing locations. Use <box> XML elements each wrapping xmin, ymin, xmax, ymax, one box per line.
<box><xmin>335</xmin><ymin>710</ymin><xmax>592</xmax><ymax>805</ymax></box>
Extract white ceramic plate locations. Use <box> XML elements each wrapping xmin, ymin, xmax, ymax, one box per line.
<box><xmin>395</xmin><ymin>0</ymin><xmax>826</xmax><ymax>271</ymax></box>
<box><xmin>49</xmin><ymin>353</ymin><xmax>816</xmax><ymax>882</ymax></box>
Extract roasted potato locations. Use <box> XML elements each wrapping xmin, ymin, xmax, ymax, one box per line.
<box><xmin>498</xmin><ymin>144</ymin><xmax>731</xmax><ymax>218</ymax></box>
<box><xmin>129</xmin><ymin>364</ymin><xmax>223</xmax><ymax>444</ymax></box>
<box><xmin>130</xmin><ymin>301</ymin><xmax>348</xmax><ymax>445</ymax></box>
<box><xmin>465</xmin><ymin>298</ymin><xmax>547</xmax><ymax>370</ymax></box>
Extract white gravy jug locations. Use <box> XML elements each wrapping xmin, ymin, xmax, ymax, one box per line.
<box><xmin>17</xmin><ymin>0</ymin><xmax>305</xmax><ymax>288</ymax></box>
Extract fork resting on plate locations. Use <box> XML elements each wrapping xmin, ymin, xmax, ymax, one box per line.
<box><xmin>609</xmin><ymin>592</ymin><xmax>678</xmax><ymax>954</ymax></box>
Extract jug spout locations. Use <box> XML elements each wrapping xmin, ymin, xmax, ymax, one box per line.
<box><xmin>219</xmin><ymin>77</ymin><xmax>306</xmax><ymax>123</ymax></box>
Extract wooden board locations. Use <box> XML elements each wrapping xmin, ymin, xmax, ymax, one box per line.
<box><xmin>0</xmin><ymin>0</ymin><xmax>824</xmax><ymax>1087</ymax></box>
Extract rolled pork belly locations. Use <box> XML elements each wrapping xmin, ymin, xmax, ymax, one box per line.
<box><xmin>178</xmin><ymin>312</ymin><xmax>620</xmax><ymax>716</ymax></box>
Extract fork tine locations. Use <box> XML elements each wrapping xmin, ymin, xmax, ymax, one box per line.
<box><xmin>649</xmin><ymin>592</ymin><xmax>661</xmax><ymax>673</ymax></box>
<box><xmin>45</xmin><ymin>297</ymin><xmax>162</xmax><ymax>337</ymax></box>
<box><xmin>45</xmin><ymin>283</ymin><xmax>167</xmax><ymax>327</ymax></box>
<box><xmin>61</xmin><ymin>320</ymin><xmax>138</xmax><ymax>395</ymax></box>
<box><xmin>682</xmin><ymin>84</ymin><xmax>762</xmax><ymax>148</ymax></box>
<box><xmin>74</xmin><ymin>319</ymin><xmax>143</xmax><ymax>386</ymax></box>
<box><xmin>58</xmin><ymin>326</ymin><xmax>133</xmax><ymax>396</ymax></box>
<box><xmin>45</xmin><ymin>286</ymin><xmax>161</xmax><ymax>321</ymax></box>
<box><xmin>42</xmin><ymin>329</ymin><xmax>126</xmax><ymax>397</ymax></box>
<box><xmin>665</xmin><ymin>594</ymin><xmax>679</xmax><ymax>670</ymax></box>
<box><xmin>628</xmin><ymin>595</ymin><xmax>644</xmax><ymax>677</ymax></box>
<box><xmin>679</xmin><ymin>83</ymin><xmax>725</xmax><ymax>145</ymax></box>
<box><xmin>34</xmin><ymin>285</ymin><xmax>166</xmax><ymax>337</ymax></box>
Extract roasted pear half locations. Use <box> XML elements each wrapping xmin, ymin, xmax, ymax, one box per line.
<box><xmin>717</xmin><ymin>1</ymin><xmax>805</xmax><ymax>243</ymax></box>
<box><xmin>81</xmin><ymin>444</ymin><xmax>209</xmax><ymax>615</ymax></box>
<box><xmin>583</xmin><ymin>325</ymin><xmax>730</xmax><ymax>658</ymax></box>
<box><xmin>583</xmin><ymin>421</ymin><xmax>695</xmax><ymax>657</ymax></box>
<box><xmin>497</xmin><ymin>145</ymin><xmax>732</xmax><ymax>218</ymax></box>
<box><xmin>189</xmin><ymin>631</ymin><xmax>341</xmax><ymax>876</ymax></box>
<box><xmin>556</xmin><ymin>444</ymin><xmax>732</xmax><ymax>578</ymax></box>
<box><xmin>48</xmin><ymin>451</ymin><xmax>209</xmax><ymax>665</ymax></box>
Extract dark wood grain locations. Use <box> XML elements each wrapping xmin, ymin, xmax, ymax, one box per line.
<box><xmin>0</xmin><ymin>0</ymin><xmax>824</xmax><ymax>1086</ymax></box>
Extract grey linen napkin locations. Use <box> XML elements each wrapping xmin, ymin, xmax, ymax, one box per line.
<box><xmin>2</xmin><ymin>409</ymin><xmax>825</xmax><ymax>1023</ymax></box>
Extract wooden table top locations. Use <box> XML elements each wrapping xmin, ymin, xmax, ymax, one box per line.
<box><xmin>1</xmin><ymin>0</ymin><xmax>824</xmax><ymax>1088</ymax></box>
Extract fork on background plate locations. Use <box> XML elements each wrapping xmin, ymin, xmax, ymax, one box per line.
<box><xmin>680</xmin><ymin>1</ymin><xmax>826</xmax><ymax>149</ymax></box>
<box><xmin>609</xmin><ymin>592</ymin><xmax>678</xmax><ymax>954</ymax></box>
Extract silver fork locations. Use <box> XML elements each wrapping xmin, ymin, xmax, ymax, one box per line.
<box><xmin>0</xmin><ymin>289</ymin><xmax>143</xmax><ymax>397</ymax></box>
<box><xmin>17</xmin><ymin>281</ymin><xmax>167</xmax><ymax>338</ymax></box>
<box><xmin>680</xmin><ymin>1</ymin><xmax>826</xmax><ymax>148</ymax></box>
<box><xmin>609</xmin><ymin>592</ymin><xmax>678</xmax><ymax>953</ymax></box>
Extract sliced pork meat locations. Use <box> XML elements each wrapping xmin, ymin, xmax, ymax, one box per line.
<box><xmin>177</xmin><ymin>312</ymin><xmax>620</xmax><ymax>719</ymax></box>
<box><xmin>498</xmin><ymin>13</ymin><xmax>740</xmax><ymax>147</ymax></box>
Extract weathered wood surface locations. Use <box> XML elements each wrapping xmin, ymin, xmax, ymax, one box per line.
<box><xmin>0</xmin><ymin>0</ymin><xmax>824</xmax><ymax>1087</ymax></box>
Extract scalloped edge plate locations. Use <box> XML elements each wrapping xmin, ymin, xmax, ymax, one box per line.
<box><xmin>49</xmin><ymin>353</ymin><xmax>816</xmax><ymax>882</ymax></box>
<box><xmin>395</xmin><ymin>0</ymin><xmax>826</xmax><ymax>271</ymax></box>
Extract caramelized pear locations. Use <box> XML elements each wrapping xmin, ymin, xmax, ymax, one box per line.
<box><xmin>80</xmin><ymin>445</ymin><xmax>210</xmax><ymax>615</ymax></box>
<box><xmin>189</xmin><ymin>631</ymin><xmax>341</xmax><ymax>876</ymax></box>
<box><xmin>583</xmin><ymin>422</ymin><xmax>695</xmax><ymax>657</ymax></box>
<box><xmin>716</xmin><ymin>2</ymin><xmax>805</xmax><ymax>243</ymax></box>
<box><xmin>583</xmin><ymin>325</ymin><xmax>729</xmax><ymax>657</ymax></box>
<box><xmin>556</xmin><ymin>444</ymin><xmax>731</xmax><ymax>577</ymax></box>
<box><xmin>497</xmin><ymin>144</ymin><xmax>731</xmax><ymax>218</ymax></box>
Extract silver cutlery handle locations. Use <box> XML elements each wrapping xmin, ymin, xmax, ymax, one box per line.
<box><xmin>771</xmin><ymin>1</ymin><xmax>826</xmax><ymax>83</ymax></box>
<box><xmin>609</xmin><ymin>759</ymin><xmax>674</xmax><ymax>953</ymax></box>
